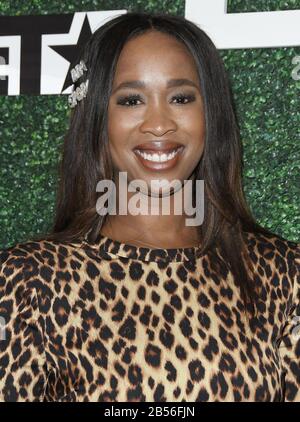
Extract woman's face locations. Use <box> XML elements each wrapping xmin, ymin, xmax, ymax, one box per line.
<box><xmin>107</xmin><ymin>30</ymin><xmax>205</xmax><ymax>196</ymax></box>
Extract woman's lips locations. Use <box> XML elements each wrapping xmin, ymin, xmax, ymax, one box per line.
<box><xmin>134</xmin><ymin>140</ymin><xmax>183</xmax><ymax>152</ymax></box>
<box><xmin>133</xmin><ymin>146</ymin><xmax>185</xmax><ymax>171</ymax></box>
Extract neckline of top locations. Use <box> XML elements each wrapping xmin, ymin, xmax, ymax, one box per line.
<box><xmin>82</xmin><ymin>232</ymin><xmax>205</xmax><ymax>262</ymax></box>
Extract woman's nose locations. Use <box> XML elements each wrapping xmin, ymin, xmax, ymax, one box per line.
<box><xmin>139</xmin><ymin>104</ymin><xmax>177</xmax><ymax>136</ymax></box>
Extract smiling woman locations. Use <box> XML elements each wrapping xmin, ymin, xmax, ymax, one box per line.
<box><xmin>0</xmin><ymin>11</ymin><xmax>299</xmax><ymax>402</ymax></box>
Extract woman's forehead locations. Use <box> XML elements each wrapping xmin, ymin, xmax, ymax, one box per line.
<box><xmin>113</xmin><ymin>34</ymin><xmax>198</xmax><ymax>83</ymax></box>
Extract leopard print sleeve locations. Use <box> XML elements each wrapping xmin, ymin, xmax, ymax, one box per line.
<box><xmin>278</xmin><ymin>242</ymin><xmax>300</xmax><ymax>402</ymax></box>
<box><xmin>0</xmin><ymin>248</ymin><xmax>48</xmax><ymax>401</ymax></box>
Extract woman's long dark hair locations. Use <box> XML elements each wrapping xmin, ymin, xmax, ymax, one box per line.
<box><xmin>33</xmin><ymin>12</ymin><xmax>277</xmax><ymax>319</ymax></box>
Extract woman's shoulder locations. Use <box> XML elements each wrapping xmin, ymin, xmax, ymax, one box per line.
<box><xmin>243</xmin><ymin>229</ymin><xmax>299</xmax><ymax>287</ymax></box>
<box><xmin>0</xmin><ymin>237</ymin><xmax>85</xmax><ymax>288</ymax></box>
<box><xmin>1</xmin><ymin>237</ymin><xmax>82</xmax><ymax>264</ymax></box>
<box><xmin>244</xmin><ymin>229</ymin><xmax>299</xmax><ymax>259</ymax></box>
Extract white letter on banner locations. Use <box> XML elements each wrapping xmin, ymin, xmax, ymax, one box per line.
<box><xmin>185</xmin><ymin>0</ymin><xmax>300</xmax><ymax>49</ymax></box>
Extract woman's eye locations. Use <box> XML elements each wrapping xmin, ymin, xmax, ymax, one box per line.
<box><xmin>172</xmin><ymin>93</ymin><xmax>196</xmax><ymax>104</ymax></box>
<box><xmin>116</xmin><ymin>94</ymin><xmax>142</xmax><ymax>107</ymax></box>
<box><xmin>116</xmin><ymin>92</ymin><xmax>196</xmax><ymax>107</ymax></box>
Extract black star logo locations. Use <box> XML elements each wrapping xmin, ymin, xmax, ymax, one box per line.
<box><xmin>50</xmin><ymin>13</ymin><xmax>93</xmax><ymax>93</ymax></box>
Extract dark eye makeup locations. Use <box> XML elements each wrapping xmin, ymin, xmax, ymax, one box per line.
<box><xmin>116</xmin><ymin>92</ymin><xmax>196</xmax><ymax>107</ymax></box>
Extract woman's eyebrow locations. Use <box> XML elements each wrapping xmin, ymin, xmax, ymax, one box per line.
<box><xmin>111</xmin><ymin>78</ymin><xmax>199</xmax><ymax>94</ymax></box>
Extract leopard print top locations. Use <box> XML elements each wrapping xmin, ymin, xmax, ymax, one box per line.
<box><xmin>0</xmin><ymin>231</ymin><xmax>299</xmax><ymax>402</ymax></box>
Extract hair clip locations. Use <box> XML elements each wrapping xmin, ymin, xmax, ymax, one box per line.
<box><xmin>68</xmin><ymin>79</ymin><xmax>89</xmax><ymax>108</ymax></box>
<box><xmin>68</xmin><ymin>59</ymin><xmax>89</xmax><ymax>108</ymax></box>
<box><xmin>71</xmin><ymin>60</ymin><xmax>87</xmax><ymax>83</ymax></box>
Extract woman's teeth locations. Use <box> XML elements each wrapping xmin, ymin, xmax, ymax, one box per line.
<box><xmin>135</xmin><ymin>147</ymin><xmax>182</xmax><ymax>163</ymax></box>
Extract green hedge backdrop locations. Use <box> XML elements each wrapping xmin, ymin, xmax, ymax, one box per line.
<box><xmin>0</xmin><ymin>0</ymin><xmax>299</xmax><ymax>249</ymax></box>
